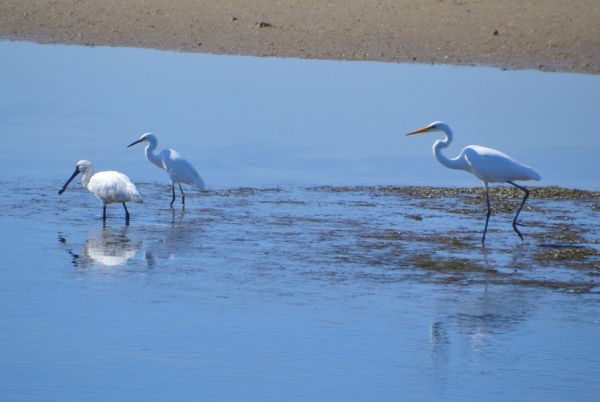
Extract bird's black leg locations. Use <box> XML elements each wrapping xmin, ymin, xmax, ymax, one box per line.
<box><xmin>507</xmin><ymin>181</ymin><xmax>529</xmax><ymax>241</ymax></box>
<box><xmin>179</xmin><ymin>183</ymin><xmax>185</xmax><ymax>206</ymax></box>
<box><xmin>123</xmin><ymin>203</ymin><xmax>130</xmax><ymax>225</ymax></box>
<box><xmin>170</xmin><ymin>185</ymin><xmax>176</xmax><ymax>207</ymax></box>
<box><xmin>103</xmin><ymin>205</ymin><xmax>107</xmax><ymax>221</ymax></box>
<box><xmin>482</xmin><ymin>183</ymin><xmax>492</xmax><ymax>246</ymax></box>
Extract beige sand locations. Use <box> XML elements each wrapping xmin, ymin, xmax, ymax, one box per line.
<box><xmin>1</xmin><ymin>0</ymin><xmax>599</xmax><ymax>74</ymax></box>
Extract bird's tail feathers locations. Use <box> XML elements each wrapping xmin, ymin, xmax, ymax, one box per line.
<box><xmin>525</xmin><ymin>167</ymin><xmax>542</xmax><ymax>181</ymax></box>
<box><xmin>194</xmin><ymin>176</ymin><xmax>206</xmax><ymax>190</ymax></box>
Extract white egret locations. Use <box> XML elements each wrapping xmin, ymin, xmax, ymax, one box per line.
<box><xmin>58</xmin><ymin>160</ymin><xmax>143</xmax><ymax>223</ymax></box>
<box><xmin>407</xmin><ymin>122</ymin><xmax>541</xmax><ymax>245</ymax></box>
<box><xmin>127</xmin><ymin>133</ymin><xmax>205</xmax><ymax>207</ymax></box>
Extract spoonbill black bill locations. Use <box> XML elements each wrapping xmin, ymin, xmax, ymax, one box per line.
<box><xmin>128</xmin><ymin>133</ymin><xmax>205</xmax><ymax>207</ymax></box>
<box><xmin>406</xmin><ymin>121</ymin><xmax>541</xmax><ymax>245</ymax></box>
<box><xmin>58</xmin><ymin>160</ymin><xmax>143</xmax><ymax>223</ymax></box>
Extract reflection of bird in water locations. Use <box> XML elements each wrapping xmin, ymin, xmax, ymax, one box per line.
<box><xmin>428</xmin><ymin>286</ymin><xmax>532</xmax><ymax>386</ymax></box>
<box><xmin>407</xmin><ymin>122</ymin><xmax>541</xmax><ymax>245</ymax></box>
<box><xmin>429</xmin><ymin>321</ymin><xmax>450</xmax><ymax>387</ymax></box>
<box><xmin>141</xmin><ymin>212</ymin><xmax>204</xmax><ymax>266</ymax></box>
<box><xmin>443</xmin><ymin>285</ymin><xmax>531</xmax><ymax>339</ymax></box>
<box><xmin>430</xmin><ymin>321</ymin><xmax>450</xmax><ymax>347</ymax></box>
<box><xmin>171</xmin><ymin>206</ymin><xmax>187</xmax><ymax>224</ymax></box>
<box><xmin>128</xmin><ymin>133</ymin><xmax>205</xmax><ymax>207</ymax></box>
<box><xmin>143</xmin><ymin>250</ymin><xmax>156</xmax><ymax>269</ymax></box>
<box><xmin>62</xmin><ymin>228</ymin><xmax>142</xmax><ymax>268</ymax></box>
<box><xmin>58</xmin><ymin>160</ymin><xmax>143</xmax><ymax>223</ymax></box>
<box><xmin>59</xmin><ymin>211</ymin><xmax>204</xmax><ymax>271</ymax></box>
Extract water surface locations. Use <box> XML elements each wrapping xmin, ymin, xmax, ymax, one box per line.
<box><xmin>1</xmin><ymin>41</ymin><xmax>599</xmax><ymax>189</ymax></box>
<box><xmin>0</xmin><ymin>41</ymin><xmax>599</xmax><ymax>401</ymax></box>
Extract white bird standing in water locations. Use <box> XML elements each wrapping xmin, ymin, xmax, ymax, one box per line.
<box><xmin>127</xmin><ymin>133</ymin><xmax>205</xmax><ymax>207</ymax></box>
<box><xmin>406</xmin><ymin>122</ymin><xmax>541</xmax><ymax>245</ymax></box>
<box><xmin>58</xmin><ymin>160</ymin><xmax>143</xmax><ymax>223</ymax></box>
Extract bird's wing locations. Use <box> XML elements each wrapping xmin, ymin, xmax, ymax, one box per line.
<box><xmin>464</xmin><ymin>146</ymin><xmax>540</xmax><ymax>183</ymax></box>
<box><xmin>162</xmin><ymin>149</ymin><xmax>205</xmax><ymax>190</ymax></box>
<box><xmin>90</xmin><ymin>172</ymin><xmax>143</xmax><ymax>204</ymax></box>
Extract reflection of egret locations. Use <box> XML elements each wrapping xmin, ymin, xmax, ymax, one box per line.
<box><xmin>144</xmin><ymin>214</ymin><xmax>205</xmax><ymax>264</ymax></box>
<box><xmin>58</xmin><ymin>160</ymin><xmax>143</xmax><ymax>223</ymax></box>
<box><xmin>143</xmin><ymin>250</ymin><xmax>156</xmax><ymax>269</ymax></box>
<box><xmin>407</xmin><ymin>122</ymin><xmax>541</xmax><ymax>244</ymax></box>
<box><xmin>171</xmin><ymin>205</ymin><xmax>186</xmax><ymax>224</ymax></box>
<box><xmin>127</xmin><ymin>133</ymin><xmax>205</xmax><ymax>207</ymax></box>
<box><xmin>455</xmin><ymin>285</ymin><xmax>530</xmax><ymax>337</ymax></box>
<box><xmin>430</xmin><ymin>321</ymin><xmax>449</xmax><ymax>347</ymax></box>
<box><xmin>429</xmin><ymin>321</ymin><xmax>450</xmax><ymax>387</ymax></box>
<box><xmin>430</xmin><ymin>286</ymin><xmax>532</xmax><ymax>378</ymax></box>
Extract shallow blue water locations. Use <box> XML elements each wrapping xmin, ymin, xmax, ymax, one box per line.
<box><xmin>1</xmin><ymin>198</ymin><xmax>599</xmax><ymax>401</ymax></box>
<box><xmin>0</xmin><ymin>41</ymin><xmax>599</xmax><ymax>401</ymax></box>
<box><xmin>0</xmin><ymin>41</ymin><xmax>599</xmax><ymax>189</ymax></box>
<box><xmin>1</xmin><ymin>179</ymin><xmax>599</xmax><ymax>401</ymax></box>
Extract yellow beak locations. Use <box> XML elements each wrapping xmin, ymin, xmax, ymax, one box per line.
<box><xmin>406</xmin><ymin>125</ymin><xmax>432</xmax><ymax>136</ymax></box>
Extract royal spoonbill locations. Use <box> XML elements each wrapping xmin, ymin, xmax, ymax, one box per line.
<box><xmin>407</xmin><ymin>122</ymin><xmax>541</xmax><ymax>245</ymax></box>
<box><xmin>127</xmin><ymin>133</ymin><xmax>205</xmax><ymax>207</ymax></box>
<box><xmin>58</xmin><ymin>160</ymin><xmax>143</xmax><ymax>223</ymax></box>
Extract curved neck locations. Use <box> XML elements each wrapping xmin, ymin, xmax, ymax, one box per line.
<box><xmin>433</xmin><ymin>125</ymin><xmax>468</xmax><ymax>171</ymax></box>
<box><xmin>144</xmin><ymin>139</ymin><xmax>163</xmax><ymax>169</ymax></box>
<box><xmin>81</xmin><ymin>166</ymin><xmax>94</xmax><ymax>189</ymax></box>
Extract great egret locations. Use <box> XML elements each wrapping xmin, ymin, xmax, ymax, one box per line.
<box><xmin>58</xmin><ymin>160</ymin><xmax>143</xmax><ymax>223</ymax></box>
<box><xmin>127</xmin><ymin>133</ymin><xmax>205</xmax><ymax>207</ymax></box>
<box><xmin>407</xmin><ymin>122</ymin><xmax>541</xmax><ymax>244</ymax></box>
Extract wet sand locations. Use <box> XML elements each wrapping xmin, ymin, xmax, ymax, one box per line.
<box><xmin>1</xmin><ymin>0</ymin><xmax>599</xmax><ymax>74</ymax></box>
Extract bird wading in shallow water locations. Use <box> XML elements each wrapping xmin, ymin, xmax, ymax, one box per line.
<box><xmin>58</xmin><ymin>160</ymin><xmax>143</xmax><ymax>224</ymax></box>
<box><xmin>406</xmin><ymin>122</ymin><xmax>541</xmax><ymax>245</ymax></box>
<box><xmin>128</xmin><ymin>133</ymin><xmax>205</xmax><ymax>207</ymax></box>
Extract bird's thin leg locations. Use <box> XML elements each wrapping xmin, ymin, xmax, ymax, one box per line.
<box><xmin>507</xmin><ymin>181</ymin><xmax>529</xmax><ymax>241</ymax></box>
<box><xmin>170</xmin><ymin>184</ymin><xmax>176</xmax><ymax>208</ymax></box>
<box><xmin>482</xmin><ymin>183</ymin><xmax>491</xmax><ymax>246</ymax></box>
<box><xmin>103</xmin><ymin>205</ymin><xmax>107</xmax><ymax>221</ymax></box>
<box><xmin>123</xmin><ymin>203</ymin><xmax>130</xmax><ymax>224</ymax></box>
<box><xmin>179</xmin><ymin>183</ymin><xmax>185</xmax><ymax>206</ymax></box>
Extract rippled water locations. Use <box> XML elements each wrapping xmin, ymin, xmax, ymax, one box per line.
<box><xmin>1</xmin><ymin>179</ymin><xmax>599</xmax><ymax>401</ymax></box>
<box><xmin>1</xmin><ymin>41</ymin><xmax>599</xmax><ymax>401</ymax></box>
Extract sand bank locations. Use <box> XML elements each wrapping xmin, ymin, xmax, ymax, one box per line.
<box><xmin>1</xmin><ymin>0</ymin><xmax>599</xmax><ymax>74</ymax></box>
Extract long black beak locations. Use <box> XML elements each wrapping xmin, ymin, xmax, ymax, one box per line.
<box><xmin>127</xmin><ymin>139</ymin><xmax>145</xmax><ymax>148</ymax></box>
<box><xmin>58</xmin><ymin>167</ymin><xmax>81</xmax><ymax>195</ymax></box>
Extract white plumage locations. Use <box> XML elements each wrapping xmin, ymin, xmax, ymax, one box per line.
<box><xmin>81</xmin><ymin>229</ymin><xmax>142</xmax><ymax>267</ymax></box>
<box><xmin>452</xmin><ymin>145</ymin><xmax>541</xmax><ymax>183</ymax></box>
<box><xmin>407</xmin><ymin>121</ymin><xmax>541</xmax><ymax>244</ymax></box>
<box><xmin>128</xmin><ymin>133</ymin><xmax>205</xmax><ymax>207</ymax></box>
<box><xmin>58</xmin><ymin>160</ymin><xmax>143</xmax><ymax>222</ymax></box>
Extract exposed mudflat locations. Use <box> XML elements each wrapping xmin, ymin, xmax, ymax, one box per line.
<box><xmin>5</xmin><ymin>181</ymin><xmax>598</xmax><ymax>293</ymax></box>
<box><xmin>1</xmin><ymin>0</ymin><xmax>599</xmax><ymax>74</ymax></box>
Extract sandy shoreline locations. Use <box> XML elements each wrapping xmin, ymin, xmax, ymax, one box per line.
<box><xmin>1</xmin><ymin>0</ymin><xmax>599</xmax><ymax>75</ymax></box>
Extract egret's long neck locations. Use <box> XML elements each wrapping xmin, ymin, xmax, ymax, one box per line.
<box><xmin>433</xmin><ymin>125</ymin><xmax>469</xmax><ymax>172</ymax></box>
<box><xmin>144</xmin><ymin>139</ymin><xmax>164</xmax><ymax>169</ymax></box>
<box><xmin>81</xmin><ymin>166</ymin><xmax>94</xmax><ymax>189</ymax></box>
